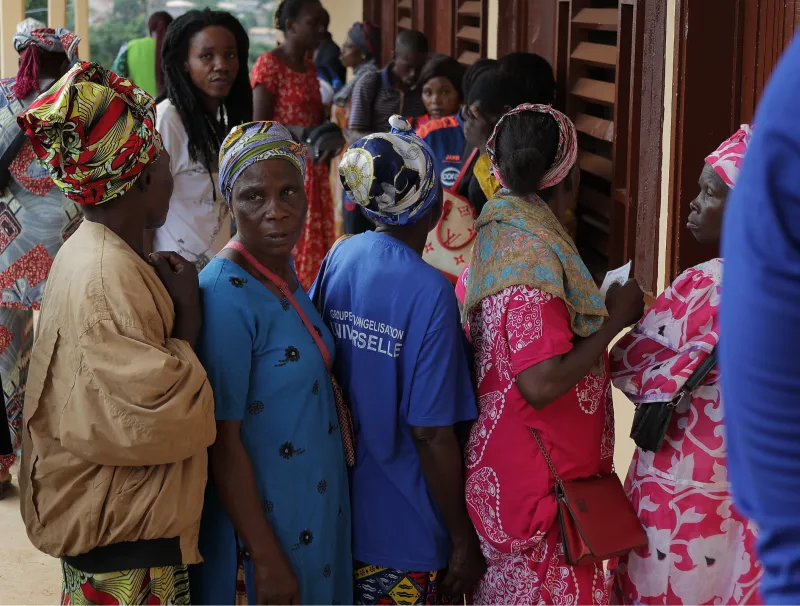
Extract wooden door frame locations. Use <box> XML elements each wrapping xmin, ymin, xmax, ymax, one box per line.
<box><xmin>665</xmin><ymin>0</ymin><xmax>747</xmax><ymax>283</ymax></box>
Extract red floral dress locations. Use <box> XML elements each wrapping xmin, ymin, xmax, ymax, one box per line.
<box><xmin>464</xmin><ymin>283</ymin><xmax>613</xmax><ymax>605</ymax></box>
<box><xmin>608</xmin><ymin>259</ymin><xmax>762</xmax><ymax>604</ymax></box>
<box><xmin>251</xmin><ymin>52</ymin><xmax>334</xmax><ymax>289</ymax></box>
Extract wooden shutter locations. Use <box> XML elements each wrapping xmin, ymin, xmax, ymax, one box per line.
<box><xmin>558</xmin><ymin>0</ymin><xmax>624</xmax><ymax>282</ymax></box>
<box><xmin>454</xmin><ymin>0</ymin><xmax>488</xmax><ymax>66</ymax></box>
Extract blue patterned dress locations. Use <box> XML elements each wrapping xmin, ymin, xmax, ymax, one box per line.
<box><xmin>191</xmin><ymin>257</ymin><xmax>352</xmax><ymax>605</ymax></box>
<box><xmin>0</xmin><ymin>78</ymin><xmax>82</xmax><ymax>473</ymax></box>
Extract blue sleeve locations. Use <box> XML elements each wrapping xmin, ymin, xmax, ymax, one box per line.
<box><xmin>407</xmin><ymin>291</ymin><xmax>477</xmax><ymax>427</ymax></box>
<box><xmin>720</xmin><ymin>34</ymin><xmax>800</xmax><ymax>605</ymax></box>
<box><xmin>197</xmin><ymin>281</ymin><xmax>254</xmax><ymax>421</ymax></box>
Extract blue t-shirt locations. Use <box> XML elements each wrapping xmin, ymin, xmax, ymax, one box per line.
<box><xmin>720</xmin><ymin>34</ymin><xmax>800</xmax><ymax>605</ymax></box>
<box><xmin>418</xmin><ymin>114</ymin><xmax>467</xmax><ymax>190</ymax></box>
<box><xmin>309</xmin><ymin>231</ymin><xmax>477</xmax><ymax>571</ymax></box>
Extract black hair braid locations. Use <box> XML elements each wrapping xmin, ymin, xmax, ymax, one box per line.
<box><xmin>161</xmin><ymin>9</ymin><xmax>253</xmax><ymax>172</ymax></box>
<box><xmin>275</xmin><ymin>0</ymin><xmax>318</xmax><ymax>32</ymax></box>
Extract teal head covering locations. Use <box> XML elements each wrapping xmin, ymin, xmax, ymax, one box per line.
<box><xmin>339</xmin><ymin>115</ymin><xmax>439</xmax><ymax>226</ymax></box>
<box><xmin>218</xmin><ymin>121</ymin><xmax>307</xmax><ymax>206</ymax></box>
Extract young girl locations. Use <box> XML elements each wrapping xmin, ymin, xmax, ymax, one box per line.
<box><xmin>152</xmin><ymin>9</ymin><xmax>252</xmax><ymax>270</ymax></box>
<box><xmin>251</xmin><ymin>0</ymin><xmax>332</xmax><ymax>289</ymax></box>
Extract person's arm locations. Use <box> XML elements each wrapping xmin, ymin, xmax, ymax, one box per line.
<box><xmin>407</xmin><ymin>293</ymin><xmax>485</xmax><ymax>596</ymax></box>
<box><xmin>253</xmin><ymin>84</ymin><xmax>276</xmax><ymax>121</ymax></box>
<box><xmin>516</xmin><ymin>281</ymin><xmax>643</xmax><ymax>410</ymax></box>
<box><xmin>60</xmin><ymin>315</ymin><xmax>215</xmax><ymax>467</ymax></box>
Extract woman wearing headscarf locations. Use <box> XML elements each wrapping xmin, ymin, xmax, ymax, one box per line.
<box><xmin>111</xmin><ymin>11</ymin><xmax>173</xmax><ymax>98</ymax></box>
<box><xmin>334</xmin><ymin>22</ymin><xmax>382</xmax><ymax>236</ymax></box>
<box><xmin>0</xmin><ymin>27</ymin><xmax>81</xmax><ymax>498</ymax></box>
<box><xmin>459</xmin><ymin>105</ymin><xmax>644</xmax><ymax>603</ymax></box>
<box><xmin>310</xmin><ymin>116</ymin><xmax>485</xmax><ymax>604</ymax></box>
<box><xmin>17</xmin><ymin>61</ymin><xmax>215</xmax><ymax>605</ymax></box>
<box><xmin>192</xmin><ymin>121</ymin><xmax>352</xmax><ymax>605</ymax></box>
<box><xmin>607</xmin><ymin>127</ymin><xmax>763</xmax><ymax>605</ymax></box>
<box><xmin>332</xmin><ymin>21</ymin><xmax>381</xmax><ymax>134</ymax></box>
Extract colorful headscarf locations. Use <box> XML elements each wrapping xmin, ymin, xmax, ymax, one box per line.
<box><xmin>347</xmin><ymin>22</ymin><xmax>381</xmax><ymax>60</ymax></box>
<box><xmin>16</xmin><ymin>18</ymin><xmax>47</xmax><ymax>38</ymax></box>
<box><xmin>705</xmin><ymin>124</ymin><xmax>753</xmax><ymax>190</ymax></box>
<box><xmin>339</xmin><ymin>115</ymin><xmax>439</xmax><ymax>226</ymax></box>
<box><xmin>218</xmin><ymin>121</ymin><xmax>307</xmax><ymax>206</ymax></box>
<box><xmin>486</xmin><ymin>103</ymin><xmax>578</xmax><ymax>191</ymax></box>
<box><xmin>17</xmin><ymin>62</ymin><xmax>163</xmax><ymax>206</ymax></box>
<box><xmin>13</xmin><ymin>27</ymin><xmax>80</xmax><ymax>62</ymax></box>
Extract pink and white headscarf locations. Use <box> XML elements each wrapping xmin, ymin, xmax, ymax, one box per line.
<box><xmin>486</xmin><ymin>103</ymin><xmax>578</xmax><ymax>191</ymax></box>
<box><xmin>704</xmin><ymin>124</ymin><xmax>753</xmax><ymax>189</ymax></box>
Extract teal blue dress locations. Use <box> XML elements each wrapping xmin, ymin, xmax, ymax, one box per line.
<box><xmin>191</xmin><ymin>257</ymin><xmax>352</xmax><ymax>604</ymax></box>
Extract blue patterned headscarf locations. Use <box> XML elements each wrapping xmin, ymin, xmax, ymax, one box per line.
<box><xmin>339</xmin><ymin>115</ymin><xmax>439</xmax><ymax>226</ymax></box>
<box><xmin>218</xmin><ymin>121</ymin><xmax>307</xmax><ymax>206</ymax></box>
<box><xmin>13</xmin><ymin>27</ymin><xmax>80</xmax><ymax>62</ymax></box>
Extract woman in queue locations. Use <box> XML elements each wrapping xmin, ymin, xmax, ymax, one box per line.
<box><xmin>311</xmin><ymin>116</ymin><xmax>485</xmax><ymax>603</ymax></box>
<box><xmin>152</xmin><ymin>9</ymin><xmax>251</xmax><ymax>269</ymax></box>
<box><xmin>191</xmin><ymin>122</ymin><xmax>352</xmax><ymax>605</ymax></box>
<box><xmin>606</xmin><ymin>127</ymin><xmax>763</xmax><ymax>604</ymax></box>
<box><xmin>0</xmin><ymin>26</ymin><xmax>81</xmax><ymax>497</ymax></box>
<box><xmin>251</xmin><ymin>0</ymin><xmax>333</xmax><ymax>289</ymax></box>
<box><xmin>333</xmin><ymin>22</ymin><xmax>381</xmax><ymax>136</ymax></box>
<box><xmin>459</xmin><ymin>104</ymin><xmax>644</xmax><ymax>603</ymax></box>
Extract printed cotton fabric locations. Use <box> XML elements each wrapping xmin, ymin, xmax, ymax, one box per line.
<box><xmin>705</xmin><ymin>125</ymin><xmax>753</xmax><ymax>190</ymax></box>
<box><xmin>464</xmin><ymin>284</ymin><xmax>613</xmax><ymax>604</ymax></box>
<box><xmin>17</xmin><ymin>62</ymin><xmax>162</xmax><ymax>206</ymax></box>
<box><xmin>61</xmin><ymin>561</ymin><xmax>190</xmax><ymax>605</ymax></box>
<box><xmin>607</xmin><ymin>259</ymin><xmax>763</xmax><ymax>605</ymax></box>
<box><xmin>339</xmin><ymin>115</ymin><xmax>439</xmax><ymax>226</ymax></box>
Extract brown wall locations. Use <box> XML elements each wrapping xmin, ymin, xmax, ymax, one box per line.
<box><xmin>667</xmin><ymin>0</ymin><xmax>800</xmax><ymax>279</ymax></box>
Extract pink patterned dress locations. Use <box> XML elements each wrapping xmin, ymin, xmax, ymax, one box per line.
<box><xmin>464</xmin><ymin>283</ymin><xmax>614</xmax><ymax>604</ymax></box>
<box><xmin>608</xmin><ymin>259</ymin><xmax>763</xmax><ymax>604</ymax></box>
<box><xmin>251</xmin><ymin>52</ymin><xmax>334</xmax><ymax>290</ymax></box>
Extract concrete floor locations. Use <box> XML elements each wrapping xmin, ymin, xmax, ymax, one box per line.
<box><xmin>0</xmin><ymin>466</ymin><xmax>60</xmax><ymax>604</ymax></box>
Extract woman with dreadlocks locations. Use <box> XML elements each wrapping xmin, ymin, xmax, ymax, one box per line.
<box><xmin>151</xmin><ymin>9</ymin><xmax>252</xmax><ymax>270</ymax></box>
<box><xmin>251</xmin><ymin>0</ymin><xmax>332</xmax><ymax>290</ymax></box>
<box><xmin>0</xmin><ymin>27</ymin><xmax>81</xmax><ymax>499</ymax></box>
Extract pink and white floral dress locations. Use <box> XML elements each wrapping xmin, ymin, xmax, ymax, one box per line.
<box><xmin>608</xmin><ymin>259</ymin><xmax>762</xmax><ymax>604</ymax></box>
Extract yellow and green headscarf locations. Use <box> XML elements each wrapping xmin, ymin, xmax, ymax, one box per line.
<box><xmin>219</xmin><ymin>121</ymin><xmax>307</xmax><ymax>206</ymax></box>
<box><xmin>17</xmin><ymin>61</ymin><xmax>162</xmax><ymax>206</ymax></box>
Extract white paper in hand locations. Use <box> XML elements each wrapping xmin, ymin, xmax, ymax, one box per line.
<box><xmin>600</xmin><ymin>260</ymin><xmax>632</xmax><ymax>298</ymax></box>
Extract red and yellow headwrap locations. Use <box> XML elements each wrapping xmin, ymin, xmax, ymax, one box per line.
<box><xmin>704</xmin><ymin>124</ymin><xmax>753</xmax><ymax>190</ymax></box>
<box><xmin>17</xmin><ymin>61</ymin><xmax>163</xmax><ymax>206</ymax></box>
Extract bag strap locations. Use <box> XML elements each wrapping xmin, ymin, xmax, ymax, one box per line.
<box><xmin>0</xmin><ymin>128</ymin><xmax>27</xmax><ymax>194</ymax></box>
<box><xmin>530</xmin><ymin>428</ymin><xmax>563</xmax><ymax>486</ymax></box>
<box><xmin>225</xmin><ymin>240</ymin><xmax>333</xmax><ymax>372</ymax></box>
<box><xmin>671</xmin><ymin>346</ymin><xmax>718</xmax><ymax>408</ymax></box>
<box><xmin>451</xmin><ymin>146</ymin><xmax>479</xmax><ymax>194</ymax></box>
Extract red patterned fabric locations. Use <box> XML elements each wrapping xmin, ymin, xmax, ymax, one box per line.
<box><xmin>464</xmin><ymin>284</ymin><xmax>613</xmax><ymax>604</ymax></box>
<box><xmin>251</xmin><ymin>52</ymin><xmax>333</xmax><ymax>289</ymax></box>
<box><xmin>607</xmin><ymin>259</ymin><xmax>763</xmax><ymax>604</ymax></box>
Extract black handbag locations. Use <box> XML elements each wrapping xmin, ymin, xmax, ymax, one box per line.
<box><xmin>630</xmin><ymin>347</ymin><xmax>717</xmax><ymax>452</ymax></box>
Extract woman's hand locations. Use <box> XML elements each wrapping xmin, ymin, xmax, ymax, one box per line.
<box><xmin>252</xmin><ymin>550</ymin><xmax>301</xmax><ymax>605</ymax></box>
<box><xmin>606</xmin><ymin>280</ymin><xmax>645</xmax><ymax>331</ymax></box>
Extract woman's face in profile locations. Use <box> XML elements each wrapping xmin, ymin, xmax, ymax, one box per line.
<box><xmin>688</xmin><ymin>163</ymin><xmax>728</xmax><ymax>245</ymax></box>
<box><xmin>231</xmin><ymin>159</ymin><xmax>308</xmax><ymax>258</ymax></box>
